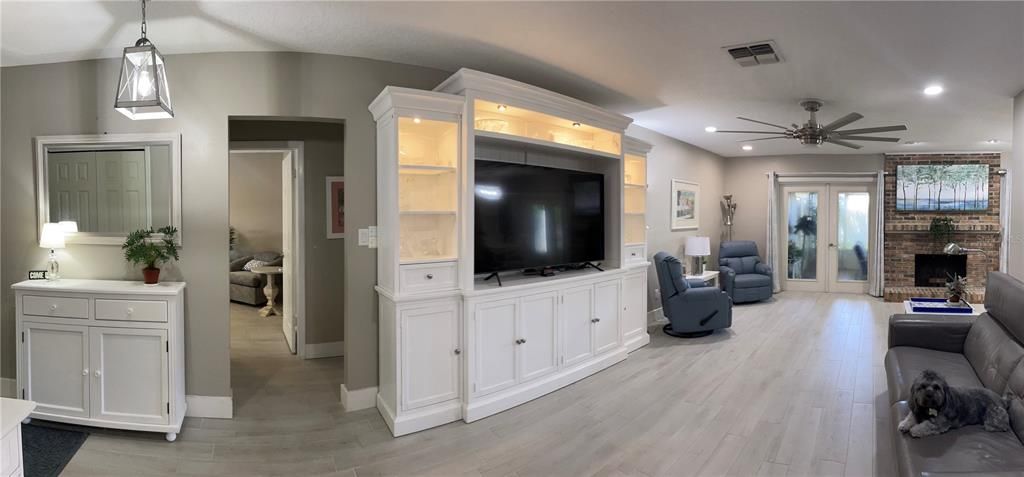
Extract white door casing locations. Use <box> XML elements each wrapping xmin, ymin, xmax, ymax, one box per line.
<box><xmin>22</xmin><ymin>322</ymin><xmax>90</xmax><ymax>418</ymax></box>
<box><xmin>401</xmin><ymin>302</ymin><xmax>460</xmax><ymax>410</ymax></box>
<box><xmin>561</xmin><ymin>285</ymin><xmax>594</xmax><ymax>367</ymax></box>
<box><xmin>518</xmin><ymin>292</ymin><xmax>559</xmax><ymax>383</ymax></box>
<box><xmin>281</xmin><ymin>152</ymin><xmax>296</xmax><ymax>353</ymax></box>
<box><xmin>473</xmin><ymin>299</ymin><xmax>518</xmax><ymax>396</ymax></box>
<box><xmin>593</xmin><ymin>280</ymin><xmax>621</xmax><ymax>355</ymax></box>
<box><xmin>90</xmin><ymin>327</ymin><xmax>168</xmax><ymax>425</ymax></box>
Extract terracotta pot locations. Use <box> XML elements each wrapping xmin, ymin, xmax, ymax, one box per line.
<box><xmin>948</xmin><ymin>294</ymin><xmax>961</xmax><ymax>303</ymax></box>
<box><xmin>143</xmin><ymin>267</ymin><xmax>161</xmax><ymax>285</ymax></box>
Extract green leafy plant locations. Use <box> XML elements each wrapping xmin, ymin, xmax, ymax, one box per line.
<box><xmin>946</xmin><ymin>273</ymin><xmax>967</xmax><ymax>302</ymax></box>
<box><xmin>929</xmin><ymin>217</ymin><xmax>955</xmax><ymax>245</ymax></box>
<box><xmin>123</xmin><ymin>226</ymin><xmax>180</xmax><ymax>269</ymax></box>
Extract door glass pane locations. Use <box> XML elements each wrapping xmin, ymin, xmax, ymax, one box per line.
<box><xmin>837</xmin><ymin>192</ymin><xmax>870</xmax><ymax>281</ymax></box>
<box><xmin>787</xmin><ymin>192</ymin><xmax>818</xmax><ymax>279</ymax></box>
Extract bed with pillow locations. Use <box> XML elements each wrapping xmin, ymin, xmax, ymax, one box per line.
<box><xmin>229</xmin><ymin>251</ymin><xmax>282</xmax><ymax>305</ymax></box>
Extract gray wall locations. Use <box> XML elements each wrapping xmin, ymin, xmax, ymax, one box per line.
<box><xmin>0</xmin><ymin>52</ymin><xmax>450</xmax><ymax>396</ymax></box>
<box><xmin>229</xmin><ymin>152</ymin><xmax>284</xmax><ymax>254</ymax></box>
<box><xmin>229</xmin><ymin>119</ymin><xmax>346</xmax><ymax>346</ymax></box>
<box><xmin>626</xmin><ymin>125</ymin><xmax>725</xmax><ymax>311</ymax></box>
<box><xmin>721</xmin><ymin>154</ymin><xmax>885</xmax><ymax>256</ymax></box>
<box><xmin>1011</xmin><ymin>90</ymin><xmax>1024</xmax><ymax>280</ymax></box>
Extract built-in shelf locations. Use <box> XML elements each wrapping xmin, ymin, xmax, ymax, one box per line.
<box><xmin>624</xmin><ymin>183</ymin><xmax>646</xmax><ymax>189</ymax></box>
<box><xmin>400</xmin><ymin>210</ymin><xmax>457</xmax><ymax>216</ymax></box>
<box><xmin>474</xmin><ymin>130</ymin><xmax>621</xmax><ymax>161</ymax></box>
<box><xmin>399</xmin><ymin>257</ymin><xmax>458</xmax><ymax>265</ymax></box>
<box><xmin>473</xmin><ymin>99</ymin><xmax>621</xmax><ymax>156</ymax></box>
<box><xmin>399</xmin><ymin>164</ymin><xmax>457</xmax><ymax>175</ymax></box>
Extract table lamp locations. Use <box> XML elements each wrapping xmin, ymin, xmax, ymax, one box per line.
<box><xmin>685</xmin><ymin>236</ymin><xmax>711</xmax><ymax>274</ymax></box>
<box><xmin>59</xmin><ymin>221</ymin><xmax>79</xmax><ymax>234</ymax></box>
<box><xmin>40</xmin><ymin>222</ymin><xmax>66</xmax><ymax>280</ymax></box>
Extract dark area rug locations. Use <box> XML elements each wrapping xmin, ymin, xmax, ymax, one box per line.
<box><xmin>21</xmin><ymin>423</ymin><xmax>89</xmax><ymax>477</ymax></box>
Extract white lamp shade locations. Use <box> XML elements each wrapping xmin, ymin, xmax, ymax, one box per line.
<box><xmin>40</xmin><ymin>223</ymin><xmax>66</xmax><ymax>249</ymax></box>
<box><xmin>59</xmin><ymin>221</ymin><xmax>79</xmax><ymax>233</ymax></box>
<box><xmin>685</xmin><ymin>236</ymin><xmax>711</xmax><ymax>257</ymax></box>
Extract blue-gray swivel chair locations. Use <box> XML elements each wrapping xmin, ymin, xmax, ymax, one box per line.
<box><xmin>718</xmin><ymin>240</ymin><xmax>773</xmax><ymax>303</ymax></box>
<box><xmin>654</xmin><ymin>252</ymin><xmax>732</xmax><ymax>338</ymax></box>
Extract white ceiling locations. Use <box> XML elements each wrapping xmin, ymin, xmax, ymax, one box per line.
<box><xmin>3</xmin><ymin>1</ymin><xmax>1023</xmax><ymax>157</ymax></box>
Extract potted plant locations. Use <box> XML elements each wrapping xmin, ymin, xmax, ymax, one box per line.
<box><xmin>123</xmin><ymin>226</ymin><xmax>179</xmax><ymax>284</ymax></box>
<box><xmin>946</xmin><ymin>273</ymin><xmax>967</xmax><ymax>303</ymax></box>
<box><xmin>929</xmin><ymin>217</ymin><xmax>955</xmax><ymax>247</ymax></box>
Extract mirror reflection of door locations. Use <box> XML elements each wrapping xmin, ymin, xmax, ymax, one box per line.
<box><xmin>782</xmin><ymin>182</ymin><xmax>873</xmax><ymax>294</ymax></box>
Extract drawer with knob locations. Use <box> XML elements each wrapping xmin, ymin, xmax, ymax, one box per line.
<box><xmin>22</xmin><ymin>295</ymin><xmax>89</xmax><ymax>319</ymax></box>
<box><xmin>95</xmin><ymin>299</ymin><xmax>168</xmax><ymax>323</ymax></box>
<box><xmin>399</xmin><ymin>262</ymin><xmax>457</xmax><ymax>293</ymax></box>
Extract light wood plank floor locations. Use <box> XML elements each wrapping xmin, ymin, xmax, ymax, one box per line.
<box><xmin>61</xmin><ymin>293</ymin><xmax>901</xmax><ymax>476</ymax></box>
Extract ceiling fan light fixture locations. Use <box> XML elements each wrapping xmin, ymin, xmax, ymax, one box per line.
<box><xmin>903</xmin><ymin>141</ymin><xmax>920</xmax><ymax>145</ymax></box>
<box><xmin>986</xmin><ymin>139</ymin><xmax>999</xmax><ymax>144</ymax></box>
<box><xmin>741</xmin><ymin>145</ymin><xmax>753</xmax><ymax>151</ymax></box>
<box><xmin>923</xmin><ymin>84</ymin><xmax>944</xmax><ymax>96</ymax></box>
<box><xmin>705</xmin><ymin>126</ymin><xmax>717</xmax><ymax>133</ymax></box>
<box><xmin>114</xmin><ymin>0</ymin><xmax>173</xmax><ymax>120</ymax></box>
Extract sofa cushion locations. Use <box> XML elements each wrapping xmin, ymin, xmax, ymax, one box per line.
<box><xmin>964</xmin><ymin>314</ymin><xmax>1024</xmax><ymax>394</ymax></box>
<box><xmin>1007</xmin><ymin>362</ymin><xmax>1024</xmax><ymax>443</ymax></box>
<box><xmin>985</xmin><ymin>272</ymin><xmax>1024</xmax><ymax>344</ymax></box>
<box><xmin>229</xmin><ymin>255</ymin><xmax>253</xmax><ymax>272</ymax></box>
<box><xmin>733</xmin><ymin>274</ymin><xmax>771</xmax><ymax>289</ymax></box>
<box><xmin>885</xmin><ymin>346</ymin><xmax>983</xmax><ymax>405</ymax></box>
<box><xmin>253</xmin><ymin>251</ymin><xmax>282</xmax><ymax>262</ymax></box>
<box><xmin>229</xmin><ymin>271</ymin><xmax>263</xmax><ymax>287</ymax></box>
<box><xmin>890</xmin><ymin>401</ymin><xmax>1024</xmax><ymax>476</ymax></box>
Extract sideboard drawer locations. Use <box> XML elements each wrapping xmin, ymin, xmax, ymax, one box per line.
<box><xmin>96</xmin><ymin>299</ymin><xmax>168</xmax><ymax>323</ymax></box>
<box><xmin>22</xmin><ymin>295</ymin><xmax>89</xmax><ymax>319</ymax></box>
<box><xmin>400</xmin><ymin>262</ymin><xmax>457</xmax><ymax>293</ymax></box>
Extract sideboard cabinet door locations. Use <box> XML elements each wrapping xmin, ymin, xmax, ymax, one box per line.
<box><xmin>401</xmin><ymin>302</ymin><xmax>460</xmax><ymax>410</ymax></box>
<box><xmin>22</xmin><ymin>322</ymin><xmax>90</xmax><ymax>418</ymax></box>
<box><xmin>90</xmin><ymin>327</ymin><xmax>169</xmax><ymax>425</ymax></box>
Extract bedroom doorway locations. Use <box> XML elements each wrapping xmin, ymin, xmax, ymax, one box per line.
<box><xmin>228</xmin><ymin>143</ymin><xmax>305</xmax><ymax>355</ymax></box>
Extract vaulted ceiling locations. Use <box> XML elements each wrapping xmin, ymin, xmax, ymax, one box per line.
<box><xmin>3</xmin><ymin>1</ymin><xmax>1022</xmax><ymax>157</ymax></box>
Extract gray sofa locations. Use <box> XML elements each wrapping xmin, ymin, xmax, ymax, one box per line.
<box><xmin>884</xmin><ymin>272</ymin><xmax>1024</xmax><ymax>476</ymax></box>
<box><xmin>654</xmin><ymin>252</ymin><xmax>732</xmax><ymax>337</ymax></box>
<box><xmin>229</xmin><ymin>252</ymin><xmax>282</xmax><ymax>306</ymax></box>
<box><xmin>718</xmin><ymin>240</ymin><xmax>773</xmax><ymax>303</ymax></box>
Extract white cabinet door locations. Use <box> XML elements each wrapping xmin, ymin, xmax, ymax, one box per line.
<box><xmin>22</xmin><ymin>322</ymin><xmax>90</xmax><ymax>418</ymax></box>
<box><xmin>90</xmin><ymin>327</ymin><xmax>169</xmax><ymax>425</ymax></box>
<box><xmin>401</xmin><ymin>302</ymin><xmax>460</xmax><ymax>410</ymax></box>
<box><xmin>621</xmin><ymin>272</ymin><xmax>647</xmax><ymax>343</ymax></box>
<box><xmin>594</xmin><ymin>280</ymin><xmax>621</xmax><ymax>355</ymax></box>
<box><xmin>561</xmin><ymin>286</ymin><xmax>594</xmax><ymax>367</ymax></box>
<box><xmin>473</xmin><ymin>299</ymin><xmax>518</xmax><ymax>396</ymax></box>
<box><xmin>518</xmin><ymin>292</ymin><xmax>558</xmax><ymax>383</ymax></box>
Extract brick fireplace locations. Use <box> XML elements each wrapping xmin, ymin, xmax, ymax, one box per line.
<box><xmin>882</xmin><ymin>153</ymin><xmax>1002</xmax><ymax>302</ymax></box>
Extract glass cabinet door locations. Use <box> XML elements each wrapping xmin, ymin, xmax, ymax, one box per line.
<box><xmin>397</xmin><ymin>116</ymin><xmax>459</xmax><ymax>263</ymax></box>
<box><xmin>623</xmin><ymin>154</ymin><xmax>647</xmax><ymax>245</ymax></box>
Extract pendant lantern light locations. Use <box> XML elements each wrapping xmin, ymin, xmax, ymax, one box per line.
<box><xmin>115</xmin><ymin>0</ymin><xmax>173</xmax><ymax>119</ymax></box>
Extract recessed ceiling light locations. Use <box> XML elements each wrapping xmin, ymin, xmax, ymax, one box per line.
<box><xmin>413</xmin><ymin>117</ymin><xmax>421</xmax><ymax>124</ymax></box>
<box><xmin>986</xmin><ymin>139</ymin><xmax>999</xmax><ymax>144</ymax></box>
<box><xmin>497</xmin><ymin>104</ymin><xmax>508</xmax><ymax>112</ymax></box>
<box><xmin>903</xmin><ymin>141</ymin><xmax>920</xmax><ymax>145</ymax></box>
<box><xmin>572</xmin><ymin>122</ymin><xmax>581</xmax><ymax>128</ymax></box>
<box><xmin>923</xmin><ymin>84</ymin><xmax>944</xmax><ymax>96</ymax></box>
<box><xmin>741</xmin><ymin>145</ymin><xmax>753</xmax><ymax>151</ymax></box>
<box><xmin>705</xmin><ymin>126</ymin><xmax>718</xmax><ymax>133</ymax></box>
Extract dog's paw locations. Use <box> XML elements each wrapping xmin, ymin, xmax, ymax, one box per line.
<box><xmin>898</xmin><ymin>421</ymin><xmax>912</xmax><ymax>433</ymax></box>
<box><xmin>909</xmin><ymin>426</ymin><xmax>929</xmax><ymax>438</ymax></box>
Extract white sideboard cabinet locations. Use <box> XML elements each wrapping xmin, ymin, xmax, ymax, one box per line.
<box><xmin>13</xmin><ymin>279</ymin><xmax>186</xmax><ymax>441</ymax></box>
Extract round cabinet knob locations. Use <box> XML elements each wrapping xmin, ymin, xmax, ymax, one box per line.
<box><xmin>425</xmin><ymin>274</ymin><xmax>434</xmax><ymax>280</ymax></box>
<box><xmin>94</xmin><ymin>370</ymin><xmax>102</xmax><ymax>378</ymax></box>
<box><xmin>521</xmin><ymin>339</ymin><xmax>526</xmax><ymax>344</ymax></box>
<box><xmin>454</xmin><ymin>348</ymin><xmax>461</xmax><ymax>355</ymax></box>
<box><xmin>126</xmin><ymin>308</ymin><xmax>134</xmax><ymax>315</ymax></box>
<box><xmin>50</xmin><ymin>304</ymin><xmax>58</xmax><ymax>311</ymax></box>
<box><xmin>82</xmin><ymin>369</ymin><xmax>88</xmax><ymax>376</ymax></box>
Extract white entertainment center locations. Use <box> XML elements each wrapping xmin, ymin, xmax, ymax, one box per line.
<box><xmin>369</xmin><ymin>69</ymin><xmax>652</xmax><ymax>436</ymax></box>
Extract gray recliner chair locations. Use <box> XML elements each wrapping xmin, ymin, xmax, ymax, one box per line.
<box><xmin>654</xmin><ymin>252</ymin><xmax>732</xmax><ymax>338</ymax></box>
<box><xmin>718</xmin><ymin>240</ymin><xmax>773</xmax><ymax>304</ymax></box>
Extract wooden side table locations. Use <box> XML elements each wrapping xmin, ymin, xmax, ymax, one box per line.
<box><xmin>253</xmin><ymin>266</ymin><xmax>284</xmax><ymax>317</ymax></box>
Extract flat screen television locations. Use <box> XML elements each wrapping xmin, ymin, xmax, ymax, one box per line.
<box><xmin>475</xmin><ymin>160</ymin><xmax>604</xmax><ymax>274</ymax></box>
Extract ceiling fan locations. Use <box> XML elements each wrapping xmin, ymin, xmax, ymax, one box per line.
<box><xmin>716</xmin><ymin>99</ymin><xmax>908</xmax><ymax>149</ymax></box>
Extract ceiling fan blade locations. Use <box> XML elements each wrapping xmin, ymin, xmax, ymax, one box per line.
<box><xmin>822</xmin><ymin>112</ymin><xmax>864</xmax><ymax>131</ymax></box>
<box><xmin>825</xmin><ymin>138</ymin><xmax>863</xmax><ymax>149</ymax></box>
<box><xmin>736</xmin><ymin>117</ymin><xmax>791</xmax><ymax>130</ymax></box>
<box><xmin>835</xmin><ymin>135</ymin><xmax>901</xmax><ymax>142</ymax></box>
<box><xmin>739</xmin><ymin>137</ymin><xmax>789</xmax><ymax>142</ymax></box>
<box><xmin>834</xmin><ymin>125</ymin><xmax>908</xmax><ymax>135</ymax></box>
<box><xmin>715</xmin><ymin>130</ymin><xmax>789</xmax><ymax>134</ymax></box>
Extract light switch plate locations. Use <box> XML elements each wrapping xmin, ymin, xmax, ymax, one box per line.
<box><xmin>367</xmin><ymin>226</ymin><xmax>377</xmax><ymax>248</ymax></box>
<box><xmin>358</xmin><ymin>228</ymin><xmax>369</xmax><ymax>246</ymax></box>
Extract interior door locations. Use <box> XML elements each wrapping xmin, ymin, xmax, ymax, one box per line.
<box><xmin>518</xmin><ymin>292</ymin><xmax>558</xmax><ymax>383</ymax></box>
<box><xmin>561</xmin><ymin>285</ymin><xmax>594</xmax><ymax>367</ymax></box>
<box><xmin>90</xmin><ymin>327</ymin><xmax>168</xmax><ymax>425</ymax></box>
<box><xmin>782</xmin><ymin>185</ymin><xmax>827</xmax><ymax>292</ymax></box>
<box><xmin>22</xmin><ymin>322</ymin><xmax>90</xmax><ymax>418</ymax></box>
<box><xmin>828</xmin><ymin>185</ymin><xmax>872</xmax><ymax>294</ymax></box>
<box><xmin>473</xmin><ymin>299</ymin><xmax>518</xmax><ymax>396</ymax></box>
<box><xmin>401</xmin><ymin>303</ymin><xmax>459</xmax><ymax>409</ymax></box>
<box><xmin>281</xmin><ymin>153</ymin><xmax>296</xmax><ymax>353</ymax></box>
<box><xmin>593</xmin><ymin>281</ymin><xmax>621</xmax><ymax>355</ymax></box>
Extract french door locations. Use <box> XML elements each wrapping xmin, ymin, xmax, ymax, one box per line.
<box><xmin>782</xmin><ymin>183</ymin><xmax>873</xmax><ymax>293</ymax></box>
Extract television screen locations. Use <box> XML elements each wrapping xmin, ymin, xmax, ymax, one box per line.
<box><xmin>474</xmin><ymin>160</ymin><xmax>604</xmax><ymax>274</ymax></box>
<box><xmin>895</xmin><ymin>164</ymin><xmax>989</xmax><ymax>211</ymax></box>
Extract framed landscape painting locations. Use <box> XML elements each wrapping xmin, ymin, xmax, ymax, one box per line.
<box><xmin>671</xmin><ymin>179</ymin><xmax>699</xmax><ymax>230</ymax></box>
<box><xmin>326</xmin><ymin>176</ymin><xmax>345</xmax><ymax>238</ymax></box>
<box><xmin>895</xmin><ymin>164</ymin><xmax>989</xmax><ymax>211</ymax></box>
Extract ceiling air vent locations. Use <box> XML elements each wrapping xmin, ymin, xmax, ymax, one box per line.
<box><xmin>724</xmin><ymin>40</ymin><xmax>783</xmax><ymax>67</ymax></box>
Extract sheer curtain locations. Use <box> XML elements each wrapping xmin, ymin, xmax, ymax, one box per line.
<box><xmin>1000</xmin><ymin>171</ymin><xmax>1011</xmax><ymax>273</ymax></box>
<box><xmin>765</xmin><ymin>172</ymin><xmax>782</xmax><ymax>293</ymax></box>
<box><xmin>869</xmin><ymin>171</ymin><xmax>886</xmax><ymax>297</ymax></box>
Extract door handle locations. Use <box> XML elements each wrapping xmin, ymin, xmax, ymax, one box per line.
<box><xmin>591</xmin><ymin>318</ymin><xmax>601</xmax><ymax>323</ymax></box>
<box><xmin>454</xmin><ymin>348</ymin><xmax>461</xmax><ymax>355</ymax></box>
<box><xmin>829</xmin><ymin>243</ymin><xmax>836</xmax><ymax>247</ymax></box>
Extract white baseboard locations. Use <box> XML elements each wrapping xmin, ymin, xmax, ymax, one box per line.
<box><xmin>305</xmin><ymin>340</ymin><xmax>344</xmax><ymax>359</ymax></box>
<box><xmin>340</xmin><ymin>384</ymin><xmax>377</xmax><ymax>411</ymax></box>
<box><xmin>1</xmin><ymin>378</ymin><xmax>16</xmax><ymax>398</ymax></box>
<box><xmin>186</xmin><ymin>394</ymin><xmax>233</xmax><ymax>419</ymax></box>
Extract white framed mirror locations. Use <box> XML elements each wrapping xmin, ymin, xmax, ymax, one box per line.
<box><xmin>35</xmin><ymin>133</ymin><xmax>182</xmax><ymax>245</ymax></box>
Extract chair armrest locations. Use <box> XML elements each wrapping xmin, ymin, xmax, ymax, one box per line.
<box><xmin>719</xmin><ymin>265</ymin><xmax>736</xmax><ymax>293</ymax></box>
<box><xmin>687</xmin><ymin>278</ymin><xmax>709</xmax><ymax>288</ymax></box>
<box><xmin>681</xmin><ymin>286</ymin><xmax>730</xmax><ymax>304</ymax></box>
<box><xmin>755</xmin><ymin>262</ymin><xmax>772</xmax><ymax>276</ymax></box>
<box><xmin>887</xmin><ymin>313</ymin><xmax>975</xmax><ymax>353</ymax></box>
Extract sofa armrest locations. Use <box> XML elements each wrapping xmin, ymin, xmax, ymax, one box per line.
<box><xmin>687</xmin><ymin>278</ymin><xmax>709</xmax><ymax>289</ymax></box>
<box><xmin>887</xmin><ymin>313</ymin><xmax>975</xmax><ymax>353</ymax></box>
<box><xmin>719</xmin><ymin>265</ymin><xmax>736</xmax><ymax>294</ymax></box>
<box><xmin>755</xmin><ymin>262</ymin><xmax>772</xmax><ymax>276</ymax></box>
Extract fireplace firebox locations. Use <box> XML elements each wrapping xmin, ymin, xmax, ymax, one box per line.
<box><xmin>914</xmin><ymin>254</ymin><xmax>967</xmax><ymax>287</ymax></box>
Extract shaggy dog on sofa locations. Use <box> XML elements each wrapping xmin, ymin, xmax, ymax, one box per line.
<box><xmin>898</xmin><ymin>369</ymin><xmax>1011</xmax><ymax>438</ymax></box>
